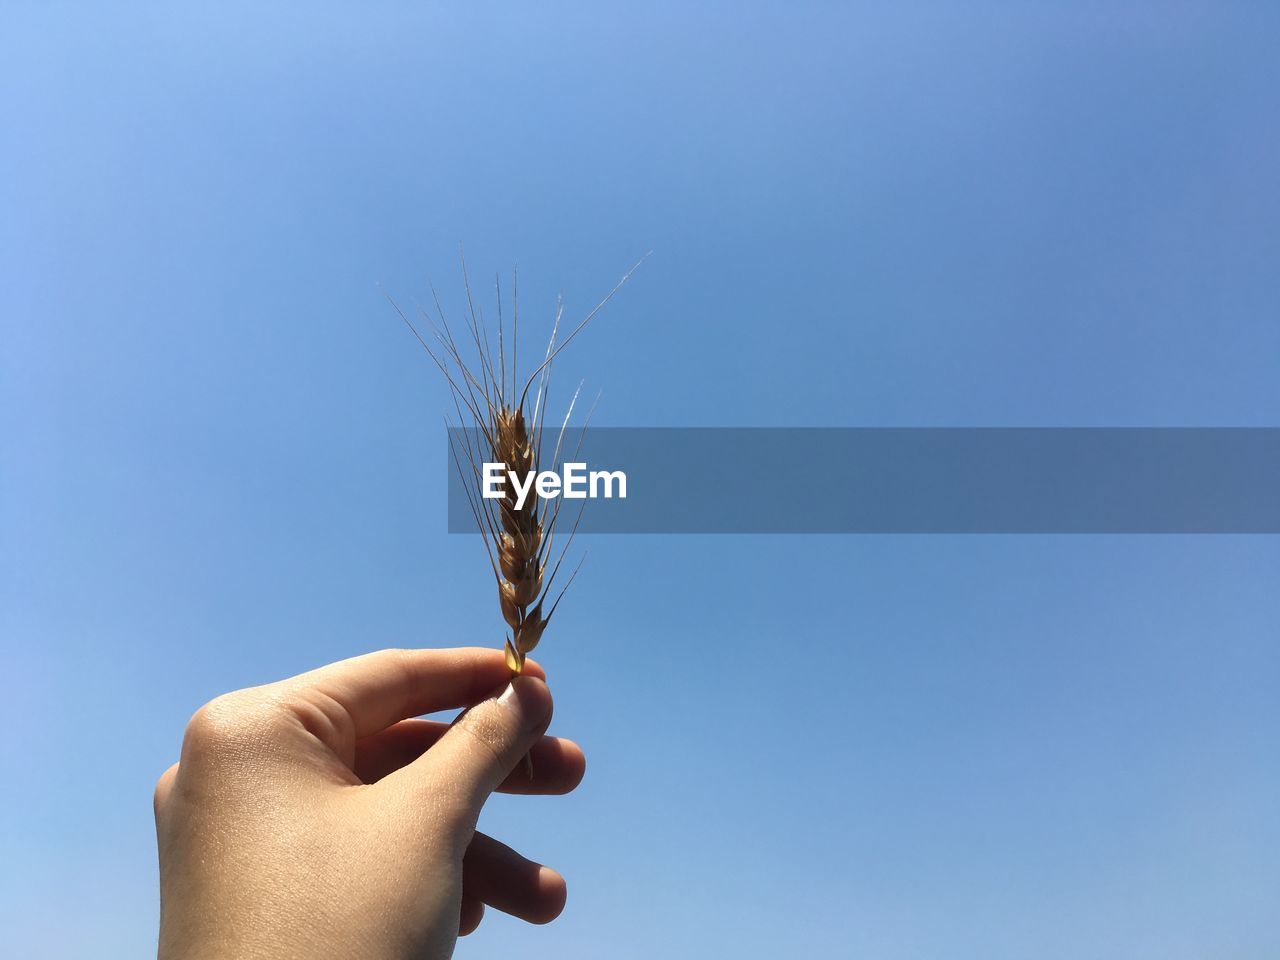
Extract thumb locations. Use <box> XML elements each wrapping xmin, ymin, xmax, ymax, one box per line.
<box><xmin>414</xmin><ymin>675</ymin><xmax>553</xmax><ymax>815</ymax></box>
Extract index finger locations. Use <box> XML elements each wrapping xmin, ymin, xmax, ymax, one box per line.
<box><xmin>276</xmin><ymin>647</ymin><xmax>546</xmax><ymax>740</ymax></box>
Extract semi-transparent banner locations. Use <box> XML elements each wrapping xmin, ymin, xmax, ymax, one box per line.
<box><xmin>446</xmin><ymin>428</ymin><xmax>1280</xmax><ymax>533</ymax></box>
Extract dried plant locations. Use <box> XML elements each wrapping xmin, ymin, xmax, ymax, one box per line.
<box><xmin>389</xmin><ymin>256</ymin><xmax>644</xmax><ymax>678</ymax></box>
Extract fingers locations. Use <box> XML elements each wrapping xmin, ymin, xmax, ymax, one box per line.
<box><xmin>386</xmin><ymin>676</ymin><xmax>552</xmax><ymax>814</ymax></box>
<box><xmin>459</xmin><ymin>894</ymin><xmax>485</xmax><ymax>937</ymax></box>
<box><xmin>354</xmin><ymin>718</ymin><xmax>586</xmax><ymax>794</ymax></box>
<box><xmin>274</xmin><ymin>647</ymin><xmax>546</xmax><ymax>740</ymax></box>
<box><xmin>463</xmin><ymin>832</ymin><xmax>567</xmax><ymax>925</ymax></box>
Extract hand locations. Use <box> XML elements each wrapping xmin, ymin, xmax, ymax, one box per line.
<box><xmin>153</xmin><ymin>647</ymin><xmax>586</xmax><ymax>959</ymax></box>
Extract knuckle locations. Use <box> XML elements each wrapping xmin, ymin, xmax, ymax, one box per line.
<box><xmin>152</xmin><ymin>763</ymin><xmax>179</xmax><ymax>812</ymax></box>
<box><xmin>287</xmin><ymin>687</ymin><xmax>355</xmax><ymax>754</ymax></box>
<box><xmin>182</xmin><ymin>691</ymin><xmax>270</xmax><ymax>753</ymax></box>
<box><xmin>452</xmin><ymin>702</ymin><xmax>516</xmax><ymax>777</ymax></box>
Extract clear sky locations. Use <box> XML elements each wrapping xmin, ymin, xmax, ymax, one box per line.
<box><xmin>2</xmin><ymin>3</ymin><xmax>1278</xmax><ymax>957</ymax></box>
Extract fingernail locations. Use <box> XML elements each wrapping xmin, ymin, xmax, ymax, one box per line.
<box><xmin>496</xmin><ymin>675</ymin><xmax>552</xmax><ymax>731</ymax></box>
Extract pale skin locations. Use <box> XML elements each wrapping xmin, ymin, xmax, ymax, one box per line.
<box><xmin>153</xmin><ymin>647</ymin><xmax>585</xmax><ymax>960</ymax></box>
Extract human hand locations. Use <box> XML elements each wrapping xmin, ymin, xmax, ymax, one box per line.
<box><xmin>154</xmin><ymin>647</ymin><xmax>585</xmax><ymax>959</ymax></box>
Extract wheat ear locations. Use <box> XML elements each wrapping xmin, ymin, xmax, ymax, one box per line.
<box><xmin>390</xmin><ymin>255</ymin><xmax>644</xmax><ymax>676</ymax></box>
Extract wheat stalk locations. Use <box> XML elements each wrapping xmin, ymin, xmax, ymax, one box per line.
<box><xmin>390</xmin><ymin>255</ymin><xmax>644</xmax><ymax>677</ymax></box>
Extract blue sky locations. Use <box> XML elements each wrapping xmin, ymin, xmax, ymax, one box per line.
<box><xmin>2</xmin><ymin>3</ymin><xmax>1278</xmax><ymax>957</ymax></box>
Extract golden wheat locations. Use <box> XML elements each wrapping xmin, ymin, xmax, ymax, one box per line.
<box><xmin>390</xmin><ymin>256</ymin><xmax>643</xmax><ymax>677</ymax></box>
